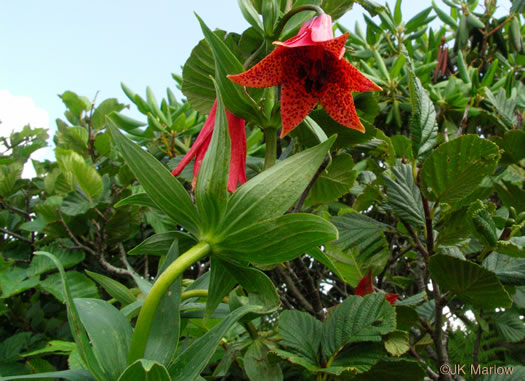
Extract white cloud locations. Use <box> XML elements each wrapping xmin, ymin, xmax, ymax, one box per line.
<box><xmin>0</xmin><ymin>90</ymin><xmax>52</xmax><ymax>177</ymax></box>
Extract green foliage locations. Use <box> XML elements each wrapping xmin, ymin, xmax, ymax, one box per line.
<box><xmin>1</xmin><ymin>0</ymin><xmax>525</xmax><ymax>379</ymax></box>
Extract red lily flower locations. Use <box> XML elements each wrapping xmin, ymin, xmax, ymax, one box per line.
<box><xmin>355</xmin><ymin>269</ymin><xmax>398</xmax><ymax>305</ymax></box>
<box><xmin>228</xmin><ymin>13</ymin><xmax>381</xmax><ymax>138</ymax></box>
<box><xmin>171</xmin><ymin>100</ymin><xmax>247</xmax><ymax>192</ymax></box>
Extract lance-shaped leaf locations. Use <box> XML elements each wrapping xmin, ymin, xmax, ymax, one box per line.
<box><xmin>429</xmin><ymin>255</ymin><xmax>512</xmax><ymax>309</ymax></box>
<box><xmin>0</xmin><ymin>370</ymin><xmax>96</xmax><ymax>381</ymax></box>
<box><xmin>219</xmin><ymin>136</ymin><xmax>335</xmax><ymax>238</ymax></box>
<box><xmin>118</xmin><ymin>359</ymin><xmax>170</xmax><ymax>381</ymax></box>
<box><xmin>196</xmin><ymin>15</ymin><xmax>262</xmax><ymax>123</ymax></box>
<box><xmin>168</xmin><ymin>305</ymin><xmax>261</xmax><ymax>381</ymax></box>
<box><xmin>223</xmin><ymin>262</ymin><xmax>280</xmax><ymax>314</ymax></box>
<box><xmin>85</xmin><ymin>270</ymin><xmax>136</xmax><ymax>306</ymax></box>
<box><xmin>129</xmin><ymin>231</ymin><xmax>195</xmax><ymax>256</ymax></box>
<box><xmin>74</xmin><ymin>298</ymin><xmax>132</xmax><ymax>381</ymax></box>
<box><xmin>384</xmin><ymin>163</ymin><xmax>425</xmax><ymax>227</ymax></box>
<box><xmin>107</xmin><ymin>115</ymin><xmax>200</xmax><ymax>236</ymax></box>
<box><xmin>205</xmin><ymin>257</ymin><xmax>237</xmax><ymax>320</ymax></box>
<box><xmin>195</xmin><ymin>80</ymin><xmax>230</xmax><ymax>235</ymax></box>
<box><xmin>216</xmin><ymin>213</ymin><xmax>338</xmax><ymax>264</ymax></box>
<box><xmin>420</xmin><ymin>135</ymin><xmax>500</xmax><ymax>204</ymax></box>
<box><xmin>33</xmin><ymin>251</ymin><xmax>106</xmax><ymax>380</ymax></box>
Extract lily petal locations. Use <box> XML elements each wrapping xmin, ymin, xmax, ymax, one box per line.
<box><xmin>172</xmin><ymin>101</ymin><xmax>217</xmax><ymax>177</ymax></box>
<box><xmin>319</xmin><ymin>82</ymin><xmax>364</xmax><ymax>132</ymax></box>
<box><xmin>226</xmin><ymin>111</ymin><xmax>247</xmax><ymax>192</ymax></box>
<box><xmin>337</xmin><ymin>58</ymin><xmax>383</xmax><ymax>92</ymax></box>
<box><xmin>280</xmin><ymin>79</ymin><xmax>318</xmax><ymax>137</ymax></box>
<box><xmin>227</xmin><ymin>47</ymin><xmax>285</xmax><ymax>88</ymax></box>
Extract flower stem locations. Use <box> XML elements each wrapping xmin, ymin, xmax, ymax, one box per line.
<box><xmin>127</xmin><ymin>241</ymin><xmax>211</xmax><ymax>364</ymax></box>
<box><xmin>264</xmin><ymin>127</ymin><xmax>277</xmax><ymax>170</ymax></box>
<box><xmin>273</xmin><ymin>5</ymin><xmax>325</xmax><ymax>39</ymax></box>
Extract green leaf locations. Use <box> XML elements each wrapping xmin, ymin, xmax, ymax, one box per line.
<box><xmin>467</xmin><ymin>200</ymin><xmax>498</xmax><ymax>248</ymax></box>
<box><xmin>168</xmin><ymin>305</ymin><xmax>261</xmax><ymax>381</ymax></box>
<box><xmin>115</xmin><ymin>193</ymin><xmax>157</xmax><ymax>209</ymax></box>
<box><xmin>0</xmin><ymin>370</ymin><xmax>96</xmax><ymax>381</ymax></box>
<box><xmin>181</xmin><ymin>37</ymin><xmax>216</xmax><ymax>114</ymax></box>
<box><xmin>496</xmin><ymin>239</ymin><xmax>525</xmax><ymax>258</ymax></box>
<box><xmin>107</xmin><ymin>114</ymin><xmax>200</xmax><ymax>236</ymax></box>
<box><xmin>323</xmin><ymin>0</ymin><xmax>357</xmax><ymax>20</ymax></box>
<box><xmin>21</xmin><ymin>340</ymin><xmax>76</xmax><ymax>357</ymax></box>
<box><xmin>59</xmin><ymin>91</ymin><xmax>91</xmax><ymax>119</ymax></box>
<box><xmin>322</xmin><ymin>294</ymin><xmax>396</xmax><ymax>359</ymax></box>
<box><xmin>71</xmin><ymin>159</ymin><xmax>104</xmax><ymax>201</ymax></box>
<box><xmin>74</xmin><ymin>298</ymin><xmax>132</xmax><ymax>381</ymax></box>
<box><xmin>27</xmin><ymin>244</ymin><xmax>85</xmax><ymax>277</ymax></box>
<box><xmin>34</xmin><ymin>251</ymin><xmax>106</xmax><ymax>380</ymax></box>
<box><xmin>217</xmin><ymin>213</ymin><xmax>338</xmax><ymax>264</ymax></box>
<box><xmin>205</xmin><ymin>257</ymin><xmax>237</xmax><ymax>320</ymax></box>
<box><xmin>384</xmin><ymin>163</ymin><xmax>425</xmax><ymax>227</ymax></box>
<box><xmin>279</xmin><ymin>310</ymin><xmax>322</xmax><ymax>365</ymax></box>
<box><xmin>92</xmin><ymin>99</ymin><xmax>125</xmax><ymax>130</ymax></box>
<box><xmin>420</xmin><ymin>135</ymin><xmax>500</xmax><ymax>204</ymax></box>
<box><xmin>429</xmin><ymin>255</ymin><xmax>512</xmax><ymax>308</ymax></box>
<box><xmin>0</xmin><ymin>332</ymin><xmax>31</xmax><ymax>362</ymax></box>
<box><xmin>494</xmin><ymin>310</ymin><xmax>525</xmax><ymax>343</ymax></box>
<box><xmin>407</xmin><ymin>63</ymin><xmax>437</xmax><ymax>162</ymax></box>
<box><xmin>224</xmin><ymin>262</ymin><xmax>280</xmax><ymax>314</ymax></box>
<box><xmin>0</xmin><ymin>162</ymin><xmax>22</xmax><ymax>197</ymax></box>
<box><xmin>61</xmin><ymin>192</ymin><xmax>92</xmax><ymax>216</ymax></box>
<box><xmin>85</xmin><ymin>270</ymin><xmax>136</xmax><ymax>306</ymax></box>
<box><xmin>129</xmin><ymin>231</ymin><xmax>195</xmax><ymax>256</ymax></box>
<box><xmin>492</xmin><ymin>130</ymin><xmax>525</xmax><ymax>165</ymax></box>
<box><xmin>306</xmin><ymin>153</ymin><xmax>357</xmax><ymax>205</ymax></box>
<box><xmin>196</xmin><ymin>15</ymin><xmax>262</xmax><ymax>123</ymax></box>
<box><xmin>244</xmin><ymin>340</ymin><xmax>283</xmax><ymax>381</ymax></box>
<box><xmin>483</xmin><ymin>253</ymin><xmax>525</xmax><ymax>285</ymax></box>
<box><xmin>142</xmin><ymin>240</ymin><xmax>182</xmax><ymax>365</ymax></box>
<box><xmin>384</xmin><ymin>331</ymin><xmax>409</xmax><ymax>357</ymax></box>
<box><xmin>220</xmin><ymin>136</ymin><xmax>335</xmax><ymax>237</ymax></box>
<box><xmin>238</xmin><ymin>0</ymin><xmax>264</xmax><ymax>33</ymax></box>
<box><xmin>0</xmin><ymin>268</ymin><xmax>45</xmax><ymax>298</ymax></box>
<box><xmin>118</xmin><ymin>359</ymin><xmax>170</xmax><ymax>381</ymax></box>
<box><xmin>39</xmin><ymin>271</ymin><xmax>99</xmax><ymax>303</ymax></box>
<box><xmin>195</xmin><ymin>80</ymin><xmax>229</xmax><ymax>235</ymax></box>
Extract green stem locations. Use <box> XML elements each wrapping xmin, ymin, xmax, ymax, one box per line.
<box><xmin>273</xmin><ymin>5</ymin><xmax>325</xmax><ymax>39</ymax></box>
<box><xmin>180</xmin><ymin>289</ymin><xmax>208</xmax><ymax>301</ymax></box>
<box><xmin>244</xmin><ymin>322</ymin><xmax>259</xmax><ymax>340</ymax></box>
<box><xmin>127</xmin><ymin>241</ymin><xmax>211</xmax><ymax>364</ymax></box>
<box><xmin>263</xmin><ymin>127</ymin><xmax>277</xmax><ymax>170</ymax></box>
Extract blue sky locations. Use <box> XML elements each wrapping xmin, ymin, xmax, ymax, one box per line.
<box><xmin>0</xmin><ymin>0</ymin><xmax>508</xmax><ymax>144</ymax></box>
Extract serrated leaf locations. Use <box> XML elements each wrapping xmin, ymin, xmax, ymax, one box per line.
<box><xmin>384</xmin><ymin>163</ymin><xmax>425</xmax><ymax>227</ymax></box>
<box><xmin>244</xmin><ymin>340</ymin><xmax>283</xmax><ymax>381</ymax></box>
<box><xmin>483</xmin><ymin>252</ymin><xmax>525</xmax><ymax>285</ymax></box>
<box><xmin>494</xmin><ymin>310</ymin><xmax>525</xmax><ymax>343</ymax></box>
<box><xmin>407</xmin><ymin>65</ymin><xmax>437</xmax><ymax>162</ymax></box>
<box><xmin>279</xmin><ymin>310</ymin><xmax>323</xmax><ymax>365</ymax></box>
<box><xmin>429</xmin><ymin>255</ymin><xmax>512</xmax><ymax>308</ymax></box>
<box><xmin>322</xmin><ymin>294</ymin><xmax>396</xmax><ymax>359</ymax></box>
<box><xmin>384</xmin><ymin>331</ymin><xmax>409</xmax><ymax>356</ymax></box>
<box><xmin>468</xmin><ymin>200</ymin><xmax>498</xmax><ymax>248</ymax></box>
<box><xmin>420</xmin><ymin>135</ymin><xmax>500</xmax><ymax>204</ymax></box>
<box><xmin>71</xmin><ymin>159</ymin><xmax>104</xmax><ymax>201</ymax></box>
<box><xmin>27</xmin><ymin>244</ymin><xmax>85</xmax><ymax>277</ymax></box>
